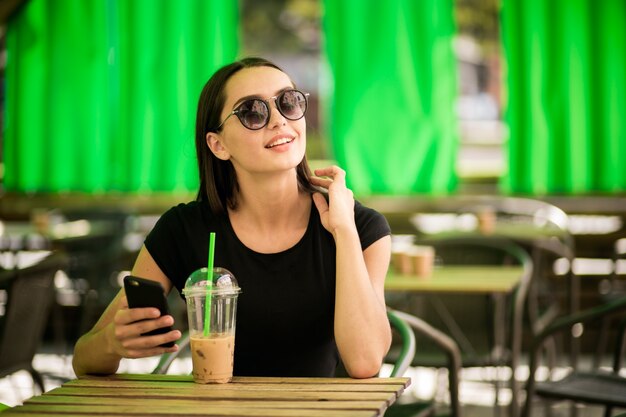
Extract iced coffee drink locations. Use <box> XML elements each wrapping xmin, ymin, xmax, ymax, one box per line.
<box><xmin>191</xmin><ymin>334</ymin><xmax>235</xmax><ymax>383</ymax></box>
<box><xmin>183</xmin><ymin>267</ymin><xmax>240</xmax><ymax>384</ymax></box>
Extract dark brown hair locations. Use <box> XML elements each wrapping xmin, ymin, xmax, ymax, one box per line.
<box><xmin>195</xmin><ymin>57</ymin><xmax>316</xmax><ymax>214</ymax></box>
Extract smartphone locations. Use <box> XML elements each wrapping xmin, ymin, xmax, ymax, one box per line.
<box><xmin>123</xmin><ymin>275</ymin><xmax>175</xmax><ymax>347</ymax></box>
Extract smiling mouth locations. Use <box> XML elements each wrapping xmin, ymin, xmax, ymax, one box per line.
<box><xmin>265</xmin><ymin>137</ymin><xmax>295</xmax><ymax>148</ymax></box>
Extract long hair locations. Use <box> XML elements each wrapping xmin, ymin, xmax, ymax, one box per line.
<box><xmin>195</xmin><ymin>57</ymin><xmax>316</xmax><ymax>214</ymax></box>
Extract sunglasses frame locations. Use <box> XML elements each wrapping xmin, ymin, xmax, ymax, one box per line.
<box><xmin>215</xmin><ymin>89</ymin><xmax>309</xmax><ymax>132</ymax></box>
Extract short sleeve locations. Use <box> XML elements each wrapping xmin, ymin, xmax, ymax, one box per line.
<box><xmin>354</xmin><ymin>201</ymin><xmax>391</xmax><ymax>250</ymax></box>
<box><xmin>143</xmin><ymin>203</ymin><xmax>210</xmax><ymax>288</ymax></box>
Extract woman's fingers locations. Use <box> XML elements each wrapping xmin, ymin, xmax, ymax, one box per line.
<box><xmin>314</xmin><ymin>165</ymin><xmax>345</xmax><ymax>180</ymax></box>
<box><xmin>121</xmin><ymin>329</ymin><xmax>181</xmax><ymax>354</ymax></box>
<box><xmin>311</xmin><ymin>165</ymin><xmax>347</xmax><ymax>191</ymax></box>
<box><xmin>309</xmin><ymin>176</ymin><xmax>332</xmax><ymax>189</ymax></box>
<box><xmin>115</xmin><ymin>327</ymin><xmax>181</xmax><ymax>358</ymax></box>
<box><xmin>117</xmin><ymin>306</ymin><xmax>161</xmax><ymax>325</ymax></box>
<box><xmin>311</xmin><ymin>166</ymin><xmax>356</xmax><ymax>237</ymax></box>
<box><xmin>312</xmin><ymin>192</ymin><xmax>329</xmax><ymax>214</ymax></box>
<box><xmin>111</xmin><ymin>305</ymin><xmax>181</xmax><ymax>357</ymax></box>
<box><xmin>115</xmin><ymin>313</ymin><xmax>173</xmax><ymax>339</ymax></box>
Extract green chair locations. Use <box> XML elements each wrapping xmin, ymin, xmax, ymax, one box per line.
<box><xmin>385</xmin><ymin>308</ymin><xmax>462</xmax><ymax>417</ymax></box>
<box><xmin>0</xmin><ymin>403</ymin><xmax>11</xmax><ymax>412</ymax></box>
<box><xmin>387</xmin><ymin>309</ymin><xmax>417</xmax><ymax>378</ymax></box>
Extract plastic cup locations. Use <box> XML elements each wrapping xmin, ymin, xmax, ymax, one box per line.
<box><xmin>182</xmin><ymin>267</ymin><xmax>241</xmax><ymax>384</ymax></box>
<box><xmin>410</xmin><ymin>245</ymin><xmax>435</xmax><ymax>278</ymax></box>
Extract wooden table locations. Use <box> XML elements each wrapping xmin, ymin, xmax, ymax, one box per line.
<box><xmin>4</xmin><ymin>374</ymin><xmax>411</xmax><ymax>417</ymax></box>
<box><xmin>386</xmin><ymin>265</ymin><xmax>524</xmax><ymax>294</ymax></box>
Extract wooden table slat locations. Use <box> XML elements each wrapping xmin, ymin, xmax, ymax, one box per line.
<box><xmin>70</xmin><ymin>374</ymin><xmax>410</xmax><ymax>386</ymax></box>
<box><xmin>6</xmin><ymin>403</ymin><xmax>377</xmax><ymax>417</ymax></box>
<box><xmin>44</xmin><ymin>386</ymin><xmax>396</xmax><ymax>402</ymax></box>
<box><xmin>61</xmin><ymin>379</ymin><xmax>402</xmax><ymax>392</ymax></box>
<box><xmin>26</xmin><ymin>395</ymin><xmax>387</xmax><ymax>412</ymax></box>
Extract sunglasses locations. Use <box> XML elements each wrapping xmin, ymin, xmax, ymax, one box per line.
<box><xmin>215</xmin><ymin>89</ymin><xmax>309</xmax><ymax>131</ymax></box>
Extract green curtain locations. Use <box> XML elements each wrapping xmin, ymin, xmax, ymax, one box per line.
<box><xmin>322</xmin><ymin>0</ymin><xmax>458</xmax><ymax>196</ymax></box>
<box><xmin>4</xmin><ymin>0</ymin><xmax>238</xmax><ymax>193</ymax></box>
<box><xmin>501</xmin><ymin>0</ymin><xmax>626</xmax><ymax>194</ymax></box>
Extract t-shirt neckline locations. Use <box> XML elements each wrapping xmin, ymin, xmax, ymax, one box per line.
<box><xmin>223</xmin><ymin>198</ymin><xmax>316</xmax><ymax>257</ymax></box>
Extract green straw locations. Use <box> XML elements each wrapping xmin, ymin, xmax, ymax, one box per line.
<box><xmin>204</xmin><ymin>232</ymin><xmax>216</xmax><ymax>337</ymax></box>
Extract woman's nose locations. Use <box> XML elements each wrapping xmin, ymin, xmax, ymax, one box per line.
<box><xmin>267</xmin><ymin>101</ymin><xmax>286</xmax><ymax>128</ymax></box>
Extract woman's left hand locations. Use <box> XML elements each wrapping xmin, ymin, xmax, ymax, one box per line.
<box><xmin>310</xmin><ymin>166</ymin><xmax>356</xmax><ymax>238</ymax></box>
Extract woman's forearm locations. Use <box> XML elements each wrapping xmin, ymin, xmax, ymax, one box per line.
<box><xmin>333</xmin><ymin>230</ymin><xmax>392</xmax><ymax>378</ymax></box>
<box><xmin>72</xmin><ymin>327</ymin><xmax>122</xmax><ymax>377</ymax></box>
<box><xmin>72</xmin><ymin>291</ymin><xmax>126</xmax><ymax>376</ymax></box>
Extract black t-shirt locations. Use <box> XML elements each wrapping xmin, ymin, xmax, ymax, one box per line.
<box><xmin>144</xmin><ymin>198</ymin><xmax>390</xmax><ymax>377</ymax></box>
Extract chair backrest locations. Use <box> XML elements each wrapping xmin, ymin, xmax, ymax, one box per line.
<box><xmin>386</xmin><ymin>309</ymin><xmax>416</xmax><ymax>377</ymax></box>
<box><xmin>0</xmin><ymin>251</ymin><xmax>68</xmax><ymax>379</ymax></box>
<box><xmin>388</xmin><ymin>308</ymin><xmax>462</xmax><ymax>417</ymax></box>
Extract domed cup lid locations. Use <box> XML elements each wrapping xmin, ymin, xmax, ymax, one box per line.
<box><xmin>182</xmin><ymin>267</ymin><xmax>240</xmax><ymax>297</ymax></box>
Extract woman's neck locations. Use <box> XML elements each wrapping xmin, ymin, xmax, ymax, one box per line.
<box><xmin>227</xmin><ymin>170</ymin><xmax>312</xmax><ymax>253</ymax></box>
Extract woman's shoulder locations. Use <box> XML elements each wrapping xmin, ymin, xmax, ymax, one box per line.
<box><xmin>354</xmin><ymin>200</ymin><xmax>387</xmax><ymax>224</ymax></box>
<box><xmin>161</xmin><ymin>200</ymin><xmax>207</xmax><ymax>218</ymax></box>
<box><xmin>156</xmin><ymin>200</ymin><xmax>218</xmax><ymax>228</ymax></box>
<box><xmin>353</xmin><ymin>200</ymin><xmax>391</xmax><ymax>249</ymax></box>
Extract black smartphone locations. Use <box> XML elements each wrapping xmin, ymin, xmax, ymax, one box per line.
<box><xmin>123</xmin><ymin>275</ymin><xmax>174</xmax><ymax>347</ymax></box>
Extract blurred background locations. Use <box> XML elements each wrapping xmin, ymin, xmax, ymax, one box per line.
<box><xmin>1</xmin><ymin>0</ymin><xmax>624</xmax><ymax>199</ymax></box>
<box><xmin>1</xmin><ymin>0</ymin><xmax>625</xmax><ymax>413</ymax></box>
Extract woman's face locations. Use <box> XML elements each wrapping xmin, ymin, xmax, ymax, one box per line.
<box><xmin>208</xmin><ymin>66</ymin><xmax>307</xmax><ymax>178</ymax></box>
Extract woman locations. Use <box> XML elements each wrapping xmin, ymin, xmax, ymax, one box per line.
<box><xmin>73</xmin><ymin>57</ymin><xmax>392</xmax><ymax>378</ymax></box>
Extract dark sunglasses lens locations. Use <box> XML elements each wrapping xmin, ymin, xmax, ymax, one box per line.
<box><xmin>237</xmin><ymin>99</ymin><xmax>269</xmax><ymax>129</ymax></box>
<box><xmin>277</xmin><ymin>90</ymin><xmax>307</xmax><ymax>120</ymax></box>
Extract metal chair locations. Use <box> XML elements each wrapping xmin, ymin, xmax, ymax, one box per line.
<box><xmin>522</xmin><ymin>296</ymin><xmax>626</xmax><ymax>417</ymax></box>
<box><xmin>595</xmin><ymin>238</ymin><xmax>626</xmax><ymax>368</ymax></box>
<box><xmin>385</xmin><ymin>308</ymin><xmax>462</xmax><ymax>417</ymax></box>
<box><xmin>0</xmin><ymin>251</ymin><xmax>68</xmax><ymax>393</ymax></box>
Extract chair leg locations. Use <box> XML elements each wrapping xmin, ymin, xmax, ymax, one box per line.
<box><xmin>594</xmin><ymin>316</ymin><xmax>611</xmax><ymax>368</ymax></box>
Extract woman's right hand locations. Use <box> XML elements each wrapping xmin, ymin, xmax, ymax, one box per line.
<box><xmin>106</xmin><ymin>296</ymin><xmax>181</xmax><ymax>359</ymax></box>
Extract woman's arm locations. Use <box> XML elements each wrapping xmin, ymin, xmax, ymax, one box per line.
<box><xmin>311</xmin><ymin>166</ymin><xmax>392</xmax><ymax>378</ymax></box>
<box><xmin>333</xmin><ymin>233</ymin><xmax>392</xmax><ymax>378</ymax></box>
<box><xmin>72</xmin><ymin>246</ymin><xmax>182</xmax><ymax>376</ymax></box>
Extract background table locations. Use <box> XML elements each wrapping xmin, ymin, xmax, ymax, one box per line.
<box><xmin>4</xmin><ymin>374</ymin><xmax>411</xmax><ymax>417</ymax></box>
<box><xmin>385</xmin><ymin>265</ymin><xmax>524</xmax><ymax>365</ymax></box>
<box><xmin>386</xmin><ymin>265</ymin><xmax>523</xmax><ymax>294</ymax></box>
<box><xmin>386</xmin><ymin>265</ymin><xmax>526</xmax><ymax>417</ymax></box>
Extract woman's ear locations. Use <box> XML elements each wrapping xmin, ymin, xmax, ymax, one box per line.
<box><xmin>206</xmin><ymin>132</ymin><xmax>230</xmax><ymax>160</ymax></box>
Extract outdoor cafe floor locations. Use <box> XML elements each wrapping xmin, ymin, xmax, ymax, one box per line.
<box><xmin>0</xmin><ymin>345</ymin><xmax>613</xmax><ymax>417</ymax></box>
